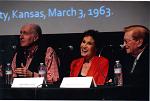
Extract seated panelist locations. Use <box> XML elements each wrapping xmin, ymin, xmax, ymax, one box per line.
<box><xmin>11</xmin><ymin>23</ymin><xmax>60</xmax><ymax>84</ymax></box>
<box><xmin>70</xmin><ymin>30</ymin><xmax>109</xmax><ymax>85</ymax></box>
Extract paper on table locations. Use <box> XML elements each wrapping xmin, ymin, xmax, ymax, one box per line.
<box><xmin>60</xmin><ymin>77</ymin><xmax>97</xmax><ymax>88</ymax></box>
<box><xmin>11</xmin><ymin>77</ymin><xmax>44</xmax><ymax>88</ymax></box>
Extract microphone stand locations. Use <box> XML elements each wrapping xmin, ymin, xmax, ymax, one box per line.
<box><xmin>42</xmin><ymin>80</ymin><xmax>48</xmax><ymax>88</ymax></box>
<box><xmin>98</xmin><ymin>45</ymin><xmax>113</xmax><ymax>57</ymax></box>
<box><xmin>99</xmin><ymin>44</ymin><xmax>123</xmax><ymax>86</ymax></box>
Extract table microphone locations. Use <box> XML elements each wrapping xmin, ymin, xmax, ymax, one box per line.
<box><xmin>99</xmin><ymin>44</ymin><xmax>124</xmax><ymax>57</ymax></box>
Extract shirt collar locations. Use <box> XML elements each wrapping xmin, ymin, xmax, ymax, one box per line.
<box><xmin>136</xmin><ymin>48</ymin><xmax>145</xmax><ymax>61</ymax></box>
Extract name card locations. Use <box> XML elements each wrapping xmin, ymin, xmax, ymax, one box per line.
<box><xmin>11</xmin><ymin>77</ymin><xmax>44</xmax><ymax>88</ymax></box>
<box><xmin>60</xmin><ymin>77</ymin><xmax>97</xmax><ymax>88</ymax></box>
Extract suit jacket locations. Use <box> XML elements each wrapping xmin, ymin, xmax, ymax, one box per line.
<box><xmin>127</xmin><ymin>47</ymin><xmax>149</xmax><ymax>87</ymax></box>
<box><xmin>70</xmin><ymin>56</ymin><xmax>109</xmax><ymax>85</ymax></box>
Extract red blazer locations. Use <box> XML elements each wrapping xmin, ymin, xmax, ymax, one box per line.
<box><xmin>70</xmin><ymin>56</ymin><xmax>109</xmax><ymax>85</ymax></box>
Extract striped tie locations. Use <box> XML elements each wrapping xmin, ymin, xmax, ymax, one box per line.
<box><xmin>130</xmin><ymin>58</ymin><xmax>138</xmax><ymax>73</ymax></box>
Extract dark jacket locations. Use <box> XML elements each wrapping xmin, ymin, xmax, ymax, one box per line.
<box><xmin>126</xmin><ymin>47</ymin><xmax>149</xmax><ymax>87</ymax></box>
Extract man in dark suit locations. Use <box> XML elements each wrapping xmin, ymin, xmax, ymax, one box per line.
<box><xmin>123</xmin><ymin>25</ymin><xmax>149</xmax><ymax>87</ymax></box>
<box><xmin>123</xmin><ymin>25</ymin><xmax>149</xmax><ymax>99</ymax></box>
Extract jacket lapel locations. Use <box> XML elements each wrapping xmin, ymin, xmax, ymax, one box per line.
<box><xmin>74</xmin><ymin>58</ymin><xmax>84</xmax><ymax>76</ymax></box>
<box><xmin>87</xmin><ymin>56</ymin><xmax>98</xmax><ymax>76</ymax></box>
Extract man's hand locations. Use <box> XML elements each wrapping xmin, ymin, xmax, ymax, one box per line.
<box><xmin>15</xmin><ymin>63</ymin><xmax>32</xmax><ymax>77</ymax></box>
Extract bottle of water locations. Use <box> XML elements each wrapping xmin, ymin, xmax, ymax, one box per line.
<box><xmin>5</xmin><ymin>63</ymin><xmax>13</xmax><ymax>85</ymax></box>
<box><xmin>114</xmin><ymin>60</ymin><xmax>123</xmax><ymax>86</ymax></box>
<box><xmin>39</xmin><ymin>63</ymin><xmax>47</xmax><ymax>84</ymax></box>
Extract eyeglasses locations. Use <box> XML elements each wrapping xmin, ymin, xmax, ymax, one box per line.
<box><xmin>124</xmin><ymin>39</ymin><xmax>136</xmax><ymax>45</ymax></box>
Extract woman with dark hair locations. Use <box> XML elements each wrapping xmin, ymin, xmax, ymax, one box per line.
<box><xmin>70</xmin><ymin>30</ymin><xmax>109</xmax><ymax>85</ymax></box>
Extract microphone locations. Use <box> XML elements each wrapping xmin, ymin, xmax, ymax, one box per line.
<box><xmin>67</xmin><ymin>45</ymin><xmax>74</xmax><ymax>51</ymax></box>
<box><xmin>0</xmin><ymin>45</ymin><xmax>17</xmax><ymax>53</ymax></box>
<box><xmin>58</xmin><ymin>45</ymin><xmax>74</xmax><ymax>51</ymax></box>
<box><xmin>105</xmin><ymin>44</ymin><xmax>125</xmax><ymax>49</ymax></box>
<box><xmin>98</xmin><ymin>44</ymin><xmax>124</xmax><ymax>57</ymax></box>
<box><xmin>120</xmin><ymin>44</ymin><xmax>125</xmax><ymax>49</ymax></box>
<box><xmin>12</xmin><ymin>45</ymin><xmax>17</xmax><ymax>50</ymax></box>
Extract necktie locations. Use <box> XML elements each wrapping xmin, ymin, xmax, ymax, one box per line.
<box><xmin>130</xmin><ymin>58</ymin><xmax>138</xmax><ymax>73</ymax></box>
